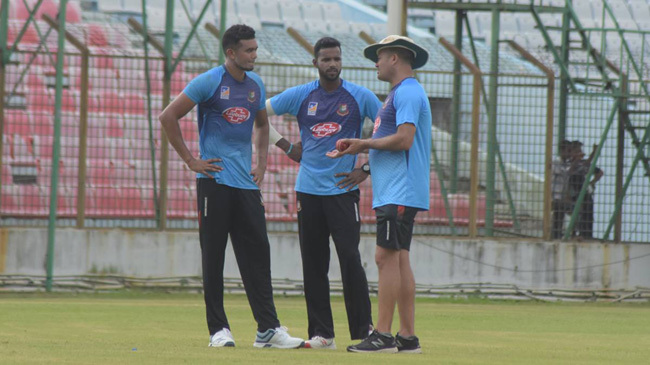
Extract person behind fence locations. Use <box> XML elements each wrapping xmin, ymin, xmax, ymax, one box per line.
<box><xmin>569</xmin><ymin>140</ymin><xmax>604</xmax><ymax>239</ymax></box>
<box><xmin>158</xmin><ymin>24</ymin><xmax>304</xmax><ymax>349</ymax></box>
<box><xmin>551</xmin><ymin>140</ymin><xmax>573</xmax><ymax>239</ymax></box>
<box><xmin>328</xmin><ymin>35</ymin><xmax>431</xmax><ymax>354</ymax></box>
<box><xmin>265</xmin><ymin>37</ymin><xmax>380</xmax><ymax>350</ymax></box>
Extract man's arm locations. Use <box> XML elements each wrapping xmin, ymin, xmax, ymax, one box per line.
<box><xmin>252</xmin><ymin>108</ymin><xmax>270</xmax><ymax>186</ymax></box>
<box><xmin>326</xmin><ymin>123</ymin><xmax>416</xmax><ymax>158</ymax></box>
<box><xmin>266</xmin><ymin>99</ymin><xmax>302</xmax><ymax>162</ymax></box>
<box><xmin>159</xmin><ymin>93</ymin><xmax>222</xmax><ymax>176</ymax></box>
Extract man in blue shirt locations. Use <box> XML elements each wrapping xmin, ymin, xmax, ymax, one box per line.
<box><xmin>328</xmin><ymin>35</ymin><xmax>431</xmax><ymax>354</ymax></box>
<box><xmin>267</xmin><ymin>37</ymin><xmax>380</xmax><ymax>350</ymax></box>
<box><xmin>159</xmin><ymin>24</ymin><xmax>303</xmax><ymax>349</ymax></box>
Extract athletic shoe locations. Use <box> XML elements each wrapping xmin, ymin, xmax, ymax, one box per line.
<box><xmin>209</xmin><ymin>328</ymin><xmax>235</xmax><ymax>347</ymax></box>
<box><xmin>396</xmin><ymin>333</ymin><xmax>422</xmax><ymax>354</ymax></box>
<box><xmin>346</xmin><ymin>330</ymin><xmax>398</xmax><ymax>353</ymax></box>
<box><xmin>253</xmin><ymin>326</ymin><xmax>305</xmax><ymax>349</ymax></box>
<box><xmin>304</xmin><ymin>336</ymin><xmax>336</xmax><ymax>349</ymax></box>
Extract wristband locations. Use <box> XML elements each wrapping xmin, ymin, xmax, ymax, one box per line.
<box><xmin>286</xmin><ymin>143</ymin><xmax>294</xmax><ymax>155</ymax></box>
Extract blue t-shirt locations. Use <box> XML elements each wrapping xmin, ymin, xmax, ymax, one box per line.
<box><xmin>183</xmin><ymin>65</ymin><xmax>266</xmax><ymax>189</ymax></box>
<box><xmin>369</xmin><ymin>77</ymin><xmax>431</xmax><ymax>210</ymax></box>
<box><xmin>270</xmin><ymin>79</ymin><xmax>381</xmax><ymax>195</ymax></box>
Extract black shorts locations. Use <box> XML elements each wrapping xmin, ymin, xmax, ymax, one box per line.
<box><xmin>375</xmin><ymin>204</ymin><xmax>418</xmax><ymax>251</ymax></box>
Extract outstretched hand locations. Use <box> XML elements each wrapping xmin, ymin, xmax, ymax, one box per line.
<box><xmin>187</xmin><ymin>157</ymin><xmax>223</xmax><ymax>177</ymax></box>
<box><xmin>326</xmin><ymin>138</ymin><xmax>367</xmax><ymax>158</ymax></box>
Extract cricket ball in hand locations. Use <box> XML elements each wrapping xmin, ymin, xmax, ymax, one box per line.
<box><xmin>336</xmin><ymin>139</ymin><xmax>350</xmax><ymax>152</ymax></box>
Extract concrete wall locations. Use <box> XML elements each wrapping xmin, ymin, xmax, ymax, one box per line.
<box><xmin>1</xmin><ymin>228</ymin><xmax>649</xmax><ymax>290</ymax></box>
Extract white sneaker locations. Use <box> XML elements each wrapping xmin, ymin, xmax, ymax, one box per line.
<box><xmin>253</xmin><ymin>326</ymin><xmax>305</xmax><ymax>349</ymax></box>
<box><xmin>209</xmin><ymin>328</ymin><xmax>235</xmax><ymax>347</ymax></box>
<box><xmin>304</xmin><ymin>336</ymin><xmax>336</xmax><ymax>350</ymax></box>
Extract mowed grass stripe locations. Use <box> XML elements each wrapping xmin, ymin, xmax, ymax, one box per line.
<box><xmin>1</xmin><ymin>293</ymin><xmax>649</xmax><ymax>364</ymax></box>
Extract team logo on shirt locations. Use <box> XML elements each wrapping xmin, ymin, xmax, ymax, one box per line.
<box><xmin>336</xmin><ymin>104</ymin><xmax>349</xmax><ymax>116</ymax></box>
<box><xmin>223</xmin><ymin>107</ymin><xmax>251</xmax><ymax>124</ymax></box>
<box><xmin>307</xmin><ymin>102</ymin><xmax>318</xmax><ymax>116</ymax></box>
<box><xmin>373</xmin><ymin>116</ymin><xmax>381</xmax><ymax>135</ymax></box>
<box><xmin>247</xmin><ymin>90</ymin><xmax>256</xmax><ymax>103</ymax></box>
<box><xmin>220</xmin><ymin>86</ymin><xmax>230</xmax><ymax>100</ymax></box>
<box><xmin>310</xmin><ymin>122</ymin><xmax>341</xmax><ymax>138</ymax></box>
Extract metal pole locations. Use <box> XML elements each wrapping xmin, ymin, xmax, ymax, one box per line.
<box><xmin>450</xmin><ymin>8</ymin><xmax>463</xmax><ymax>193</ymax></box>
<box><xmin>0</xmin><ymin>0</ymin><xmax>8</xmax><ymax>201</ymax></box>
<box><xmin>46</xmin><ymin>0</ymin><xmax>68</xmax><ymax>292</ymax></box>
<box><xmin>141</xmin><ymin>0</ymin><xmax>161</xmax><ymax>226</ymax></box>
<box><xmin>439</xmin><ymin>37</ymin><xmax>482</xmax><ymax>237</ymax></box>
<box><xmin>42</xmin><ymin>13</ymin><xmax>91</xmax><ymax>228</ymax></box>
<box><xmin>558</xmin><ymin>4</ymin><xmax>571</xmax><ymax>146</ymax></box>
<box><xmin>614</xmin><ymin>77</ymin><xmax>626</xmax><ymax>242</ymax></box>
<box><xmin>218</xmin><ymin>0</ymin><xmax>227</xmax><ymax>65</ymax></box>
<box><xmin>485</xmin><ymin>7</ymin><xmax>500</xmax><ymax>236</ymax></box>
<box><xmin>159</xmin><ymin>0</ymin><xmax>175</xmax><ymax>230</ymax></box>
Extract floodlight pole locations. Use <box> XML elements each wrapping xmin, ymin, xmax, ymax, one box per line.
<box><xmin>45</xmin><ymin>0</ymin><xmax>68</xmax><ymax>292</ymax></box>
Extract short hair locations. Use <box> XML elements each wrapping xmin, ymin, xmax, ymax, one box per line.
<box><xmin>221</xmin><ymin>24</ymin><xmax>256</xmax><ymax>52</ymax></box>
<box><xmin>314</xmin><ymin>37</ymin><xmax>341</xmax><ymax>58</ymax></box>
<box><xmin>392</xmin><ymin>47</ymin><xmax>415</xmax><ymax>66</ymax></box>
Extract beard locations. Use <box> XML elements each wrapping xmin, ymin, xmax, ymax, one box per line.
<box><xmin>235</xmin><ymin>59</ymin><xmax>254</xmax><ymax>72</ymax></box>
<box><xmin>319</xmin><ymin>67</ymin><xmax>341</xmax><ymax>82</ymax></box>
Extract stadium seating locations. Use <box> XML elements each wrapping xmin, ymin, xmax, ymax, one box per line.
<box><xmin>0</xmin><ymin>0</ymin><xmax>521</xmax><ymax>227</ymax></box>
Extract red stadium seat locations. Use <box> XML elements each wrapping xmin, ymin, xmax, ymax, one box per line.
<box><xmin>124</xmin><ymin>93</ymin><xmax>145</xmax><ymax>115</ymax></box>
<box><xmin>32</xmin><ymin>135</ymin><xmax>53</xmax><ymax>159</ymax></box>
<box><xmin>179</xmin><ymin>119</ymin><xmax>198</xmax><ymax>142</ymax></box>
<box><xmin>168</xmin><ymin>187</ymin><xmax>195</xmax><ymax>219</ymax></box>
<box><xmin>261</xmin><ymin>176</ymin><xmax>289</xmax><ymax>220</ymax></box>
<box><xmin>86</xmin><ymin>23</ymin><xmax>109</xmax><ymax>47</ymax></box>
<box><xmin>111</xmin><ymin>159</ymin><xmax>137</xmax><ymax>187</ymax></box>
<box><xmin>86</xmin><ymin>186</ymin><xmax>122</xmax><ymax>217</ymax></box>
<box><xmin>267</xmin><ymin>148</ymin><xmax>294</xmax><ymax>173</ymax></box>
<box><xmin>357</xmin><ymin>178</ymin><xmax>375</xmax><ymax>223</ymax></box>
<box><xmin>98</xmin><ymin>91</ymin><xmax>123</xmax><ymax>114</ymax></box>
<box><xmin>56</xmin><ymin>186</ymin><xmax>78</xmax><ymax>217</ymax></box>
<box><xmin>21</xmin><ymin>184</ymin><xmax>47</xmax><ymax>216</ymax></box>
<box><xmin>1</xmin><ymin>164</ymin><xmax>11</xmax><ymax>185</ymax></box>
<box><xmin>27</xmin><ymin>72</ymin><xmax>45</xmax><ymax>90</ymax></box>
<box><xmin>32</xmin><ymin>112</ymin><xmax>54</xmax><ymax>136</ymax></box>
<box><xmin>4</xmin><ymin>110</ymin><xmax>32</xmax><ymax>137</ymax></box>
<box><xmin>88</xmin><ymin>159</ymin><xmax>115</xmax><ymax>187</ymax></box>
<box><xmin>1</xmin><ymin>185</ymin><xmax>21</xmax><ymax>215</ymax></box>
<box><xmin>27</xmin><ymin>89</ymin><xmax>53</xmax><ymax>112</ymax></box>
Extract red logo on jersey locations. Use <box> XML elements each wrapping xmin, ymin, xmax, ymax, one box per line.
<box><xmin>223</xmin><ymin>107</ymin><xmax>251</xmax><ymax>124</ymax></box>
<box><xmin>373</xmin><ymin>116</ymin><xmax>381</xmax><ymax>135</ymax></box>
<box><xmin>310</xmin><ymin>122</ymin><xmax>341</xmax><ymax>138</ymax></box>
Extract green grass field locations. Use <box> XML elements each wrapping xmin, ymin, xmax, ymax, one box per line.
<box><xmin>1</xmin><ymin>292</ymin><xmax>649</xmax><ymax>364</ymax></box>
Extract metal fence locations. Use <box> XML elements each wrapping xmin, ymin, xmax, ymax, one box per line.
<box><xmin>1</xmin><ymin>25</ymin><xmax>649</xmax><ymax>243</ymax></box>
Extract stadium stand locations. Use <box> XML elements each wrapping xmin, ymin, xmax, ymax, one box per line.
<box><xmin>0</xmin><ymin>0</ymin><xmax>561</xmax><ymax>230</ymax></box>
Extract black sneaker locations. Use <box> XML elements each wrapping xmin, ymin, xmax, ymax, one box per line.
<box><xmin>347</xmin><ymin>330</ymin><xmax>398</xmax><ymax>353</ymax></box>
<box><xmin>396</xmin><ymin>333</ymin><xmax>422</xmax><ymax>354</ymax></box>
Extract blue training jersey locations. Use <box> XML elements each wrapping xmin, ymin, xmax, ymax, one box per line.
<box><xmin>183</xmin><ymin>65</ymin><xmax>266</xmax><ymax>189</ymax></box>
<box><xmin>369</xmin><ymin>77</ymin><xmax>431</xmax><ymax>210</ymax></box>
<box><xmin>270</xmin><ymin>79</ymin><xmax>381</xmax><ymax>195</ymax></box>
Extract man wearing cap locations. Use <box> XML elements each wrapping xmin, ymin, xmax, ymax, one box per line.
<box><xmin>327</xmin><ymin>35</ymin><xmax>431</xmax><ymax>354</ymax></box>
